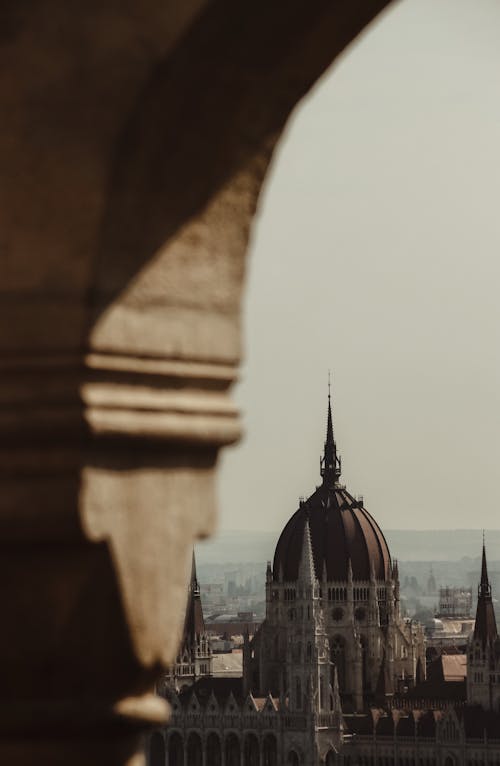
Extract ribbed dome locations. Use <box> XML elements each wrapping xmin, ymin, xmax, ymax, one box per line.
<box><xmin>273</xmin><ymin>394</ymin><xmax>392</xmax><ymax>583</ymax></box>
<box><xmin>273</xmin><ymin>483</ymin><xmax>391</xmax><ymax>582</ymax></box>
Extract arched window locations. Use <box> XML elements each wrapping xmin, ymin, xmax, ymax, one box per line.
<box><xmin>149</xmin><ymin>731</ymin><xmax>165</xmax><ymax>766</ymax></box>
<box><xmin>187</xmin><ymin>733</ymin><xmax>202</xmax><ymax>766</ymax></box>
<box><xmin>330</xmin><ymin>635</ymin><xmax>346</xmax><ymax>689</ymax></box>
<box><xmin>287</xmin><ymin>752</ymin><xmax>300</xmax><ymax>766</ymax></box>
<box><xmin>263</xmin><ymin>734</ymin><xmax>277</xmax><ymax>766</ymax></box>
<box><xmin>326</xmin><ymin>750</ymin><xmax>336</xmax><ymax>766</ymax></box>
<box><xmin>306</xmin><ymin>642</ymin><xmax>312</xmax><ymax>660</ymax></box>
<box><xmin>244</xmin><ymin>733</ymin><xmax>260</xmax><ymax>766</ymax></box>
<box><xmin>225</xmin><ymin>734</ymin><xmax>241</xmax><ymax>766</ymax></box>
<box><xmin>168</xmin><ymin>732</ymin><xmax>183</xmax><ymax>766</ymax></box>
<box><xmin>207</xmin><ymin>733</ymin><xmax>222</xmax><ymax>766</ymax></box>
<box><xmin>295</xmin><ymin>677</ymin><xmax>302</xmax><ymax>709</ymax></box>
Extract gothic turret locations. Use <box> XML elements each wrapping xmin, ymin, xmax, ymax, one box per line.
<box><xmin>474</xmin><ymin>542</ymin><xmax>498</xmax><ymax>646</ymax></box>
<box><xmin>467</xmin><ymin>540</ymin><xmax>500</xmax><ymax>710</ymax></box>
<box><xmin>254</xmin><ymin>383</ymin><xmax>425</xmax><ymax>714</ymax></box>
<box><xmin>165</xmin><ymin>550</ymin><xmax>212</xmax><ymax>689</ymax></box>
<box><xmin>298</xmin><ymin>518</ymin><xmax>316</xmax><ymax>587</ymax></box>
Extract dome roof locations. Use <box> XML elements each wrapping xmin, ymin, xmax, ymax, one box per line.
<box><xmin>272</xmin><ymin>395</ymin><xmax>392</xmax><ymax>583</ymax></box>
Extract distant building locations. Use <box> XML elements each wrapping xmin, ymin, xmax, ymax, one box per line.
<box><xmin>425</xmin><ymin>616</ymin><xmax>474</xmax><ymax>654</ymax></box>
<box><xmin>438</xmin><ymin>586</ymin><xmax>472</xmax><ymax>618</ymax></box>
<box><xmin>200</xmin><ymin>582</ymin><xmax>225</xmax><ymax>610</ymax></box>
<box><xmin>427</xmin><ymin>568</ymin><xmax>438</xmax><ymax>596</ymax></box>
<box><xmin>148</xmin><ymin>394</ymin><xmax>500</xmax><ymax>766</ymax></box>
<box><xmin>163</xmin><ymin>553</ymin><xmax>213</xmax><ymax>691</ymax></box>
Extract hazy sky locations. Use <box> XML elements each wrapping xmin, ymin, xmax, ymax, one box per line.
<box><xmin>217</xmin><ymin>0</ymin><xmax>500</xmax><ymax>536</ymax></box>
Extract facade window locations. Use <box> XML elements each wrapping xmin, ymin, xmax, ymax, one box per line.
<box><xmin>295</xmin><ymin>677</ymin><xmax>302</xmax><ymax>709</ymax></box>
<box><xmin>331</xmin><ymin>635</ymin><xmax>346</xmax><ymax>689</ymax></box>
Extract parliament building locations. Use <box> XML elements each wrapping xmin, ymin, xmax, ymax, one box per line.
<box><xmin>149</xmin><ymin>397</ymin><xmax>500</xmax><ymax>766</ymax></box>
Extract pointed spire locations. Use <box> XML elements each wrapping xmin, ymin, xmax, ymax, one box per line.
<box><xmin>191</xmin><ymin>549</ymin><xmax>200</xmax><ymax>594</ymax></box>
<box><xmin>298</xmin><ymin>517</ymin><xmax>316</xmax><ymax>585</ymax></box>
<box><xmin>320</xmin><ymin>376</ymin><xmax>341</xmax><ymax>486</ymax></box>
<box><xmin>182</xmin><ymin>549</ymin><xmax>206</xmax><ymax>648</ymax></box>
<box><xmin>480</xmin><ymin>535</ymin><xmax>491</xmax><ymax>597</ymax></box>
<box><xmin>474</xmin><ymin>538</ymin><xmax>498</xmax><ymax>645</ymax></box>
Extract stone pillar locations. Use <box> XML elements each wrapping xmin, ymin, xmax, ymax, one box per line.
<box><xmin>0</xmin><ymin>1</ymin><xmax>394</xmax><ymax>763</ymax></box>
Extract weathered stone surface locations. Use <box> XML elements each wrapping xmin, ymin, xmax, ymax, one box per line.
<box><xmin>0</xmin><ymin>0</ymin><xmax>393</xmax><ymax>762</ymax></box>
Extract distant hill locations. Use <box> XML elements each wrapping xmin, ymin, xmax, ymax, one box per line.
<box><xmin>196</xmin><ymin>528</ymin><xmax>500</xmax><ymax>566</ymax></box>
<box><xmin>384</xmin><ymin>529</ymin><xmax>500</xmax><ymax>562</ymax></box>
<box><xmin>197</xmin><ymin>529</ymin><xmax>276</xmax><ymax>566</ymax></box>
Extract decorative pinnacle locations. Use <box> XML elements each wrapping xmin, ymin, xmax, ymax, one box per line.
<box><xmin>320</xmin><ymin>376</ymin><xmax>341</xmax><ymax>486</ymax></box>
<box><xmin>298</xmin><ymin>517</ymin><xmax>316</xmax><ymax>585</ymax></box>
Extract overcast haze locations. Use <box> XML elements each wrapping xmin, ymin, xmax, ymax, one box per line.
<box><xmin>217</xmin><ymin>0</ymin><xmax>500</xmax><ymax>536</ymax></box>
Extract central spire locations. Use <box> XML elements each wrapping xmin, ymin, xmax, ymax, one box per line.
<box><xmin>320</xmin><ymin>377</ymin><xmax>341</xmax><ymax>486</ymax></box>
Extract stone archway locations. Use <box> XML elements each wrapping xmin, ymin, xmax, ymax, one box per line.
<box><xmin>263</xmin><ymin>734</ymin><xmax>278</xmax><ymax>766</ymax></box>
<box><xmin>0</xmin><ymin>3</ymin><xmax>396</xmax><ymax>763</ymax></box>
<box><xmin>186</xmin><ymin>733</ymin><xmax>203</xmax><ymax>766</ymax></box>
<box><xmin>244</xmin><ymin>733</ymin><xmax>261</xmax><ymax>766</ymax></box>
<box><xmin>168</xmin><ymin>732</ymin><xmax>184</xmax><ymax>766</ymax></box>
<box><xmin>207</xmin><ymin>732</ymin><xmax>222</xmax><ymax>766</ymax></box>
<box><xmin>225</xmin><ymin>733</ymin><xmax>241</xmax><ymax>766</ymax></box>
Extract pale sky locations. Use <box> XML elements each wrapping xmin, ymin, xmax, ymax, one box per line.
<box><xmin>217</xmin><ymin>0</ymin><xmax>500</xmax><ymax>535</ymax></box>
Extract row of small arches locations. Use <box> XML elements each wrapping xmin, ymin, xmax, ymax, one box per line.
<box><xmin>345</xmin><ymin>757</ymin><xmax>448</xmax><ymax>766</ymax></box>
<box><xmin>148</xmin><ymin>731</ymin><xmax>282</xmax><ymax>766</ymax></box>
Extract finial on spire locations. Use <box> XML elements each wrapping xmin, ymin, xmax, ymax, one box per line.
<box><xmin>320</xmin><ymin>375</ymin><xmax>341</xmax><ymax>486</ymax></box>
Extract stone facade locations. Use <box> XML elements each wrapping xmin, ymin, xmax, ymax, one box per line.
<box><xmin>250</xmin><ymin>530</ymin><xmax>424</xmax><ymax>713</ymax></box>
<box><xmin>149</xmin><ymin>406</ymin><xmax>500</xmax><ymax>766</ymax></box>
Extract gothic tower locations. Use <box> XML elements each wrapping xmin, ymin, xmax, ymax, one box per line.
<box><xmin>248</xmin><ymin>390</ymin><xmax>425</xmax><ymax>711</ymax></box>
<box><xmin>467</xmin><ymin>541</ymin><xmax>500</xmax><ymax>710</ymax></box>
<box><xmin>163</xmin><ymin>551</ymin><xmax>212</xmax><ymax>691</ymax></box>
